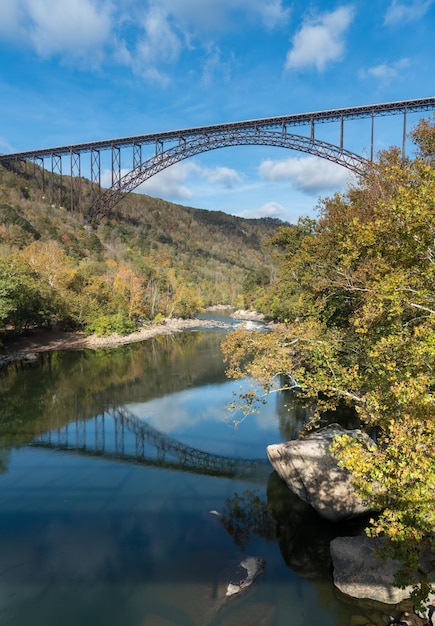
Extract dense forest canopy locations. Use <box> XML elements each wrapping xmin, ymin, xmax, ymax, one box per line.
<box><xmin>0</xmin><ymin>163</ymin><xmax>282</xmax><ymax>338</ymax></box>
<box><xmin>222</xmin><ymin>115</ymin><xmax>435</xmax><ymax>606</ymax></box>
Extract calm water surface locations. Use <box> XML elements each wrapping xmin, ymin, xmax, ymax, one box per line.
<box><xmin>0</xmin><ymin>326</ymin><xmax>384</xmax><ymax>626</ymax></box>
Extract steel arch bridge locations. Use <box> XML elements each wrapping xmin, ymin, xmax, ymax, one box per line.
<box><xmin>1</xmin><ymin>96</ymin><xmax>434</xmax><ymax>222</ymax></box>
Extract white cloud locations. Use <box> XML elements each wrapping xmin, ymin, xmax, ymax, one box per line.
<box><xmin>0</xmin><ymin>0</ymin><xmax>113</xmax><ymax>61</ymax></box>
<box><xmin>140</xmin><ymin>162</ymin><xmax>243</xmax><ymax>198</ymax></box>
<box><xmin>116</xmin><ymin>0</ymin><xmax>290</xmax><ymax>84</ymax></box>
<box><xmin>0</xmin><ymin>0</ymin><xmax>25</xmax><ymax>38</ymax></box>
<box><xmin>102</xmin><ymin>163</ymin><xmax>194</xmax><ymax>200</ymax></box>
<box><xmin>0</xmin><ymin>0</ymin><xmax>289</xmax><ymax>82</ymax></box>
<box><xmin>138</xmin><ymin>163</ymin><xmax>195</xmax><ymax>200</ymax></box>
<box><xmin>259</xmin><ymin>156</ymin><xmax>353</xmax><ymax>193</ymax></box>
<box><xmin>157</xmin><ymin>0</ymin><xmax>290</xmax><ymax>31</ymax></box>
<box><xmin>249</xmin><ymin>0</ymin><xmax>291</xmax><ymax>28</ymax></box>
<box><xmin>252</xmin><ymin>0</ymin><xmax>291</xmax><ymax>29</ymax></box>
<box><xmin>205</xmin><ymin>166</ymin><xmax>242</xmax><ymax>188</ymax></box>
<box><xmin>132</xmin><ymin>6</ymin><xmax>182</xmax><ymax>85</ymax></box>
<box><xmin>384</xmin><ymin>0</ymin><xmax>434</xmax><ymax>25</ymax></box>
<box><xmin>201</xmin><ymin>44</ymin><xmax>234</xmax><ymax>86</ymax></box>
<box><xmin>285</xmin><ymin>6</ymin><xmax>354</xmax><ymax>72</ymax></box>
<box><xmin>239</xmin><ymin>201</ymin><xmax>286</xmax><ymax>219</ymax></box>
<box><xmin>361</xmin><ymin>58</ymin><xmax>410</xmax><ymax>81</ymax></box>
<box><xmin>100</xmin><ymin>160</ymin><xmax>242</xmax><ymax>201</ymax></box>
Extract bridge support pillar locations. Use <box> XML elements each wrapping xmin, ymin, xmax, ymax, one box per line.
<box><xmin>133</xmin><ymin>143</ymin><xmax>142</xmax><ymax>170</ymax></box>
<box><xmin>70</xmin><ymin>150</ymin><xmax>82</xmax><ymax>212</ymax></box>
<box><xmin>33</xmin><ymin>157</ymin><xmax>45</xmax><ymax>196</ymax></box>
<box><xmin>90</xmin><ymin>148</ymin><xmax>101</xmax><ymax>204</ymax></box>
<box><xmin>112</xmin><ymin>146</ymin><xmax>121</xmax><ymax>188</ymax></box>
<box><xmin>402</xmin><ymin>108</ymin><xmax>407</xmax><ymax>158</ymax></box>
<box><xmin>50</xmin><ymin>153</ymin><xmax>62</xmax><ymax>207</ymax></box>
<box><xmin>340</xmin><ymin>115</ymin><xmax>344</xmax><ymax>150</ymax></box>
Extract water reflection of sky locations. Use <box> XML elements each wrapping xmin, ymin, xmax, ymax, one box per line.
<box><xmin>127</xmin><ymin>378</ymin><xmax>284</xmax><ymax>460</ymax></box>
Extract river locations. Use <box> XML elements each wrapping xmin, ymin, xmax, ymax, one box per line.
<box><xmin>0</xmin><ymin>320</ymin><xmax>387</xmax><ymax>625</ymax></box>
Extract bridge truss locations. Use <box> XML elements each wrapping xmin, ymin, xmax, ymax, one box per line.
<box><xmin>1</xmin><ymin>97</ymin><xmax>434</xmax><ymax>222</ymax></box>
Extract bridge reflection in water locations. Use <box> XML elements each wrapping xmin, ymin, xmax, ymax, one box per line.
<box><xmin>30</xmin><ymin>406</ymin><xmax>271</xmax><ymax>482</ymax></box>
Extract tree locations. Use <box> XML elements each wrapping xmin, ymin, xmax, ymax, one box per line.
<box><xmin>410</xmin><ymin>113</ymin><xmax>435</xmax><ymax>162</ymax></box>
<box><xmin>222</xmin><ymin>123</ymin><xmax>435</xmax><ymax>606</ymax></box>
<box><xmin>255</xmin><ymin>218</ymin><xmax>316</xmax><ymax>321</ymax></box>
<box><xmin>0</xmin><ymin>255</ymin><xmax>48</xmax><ymax>332</ymax></box>
<box><xmin>19</xmin><ymin>240</ymin><xmax>76</xmax><ymax>326</ymax></box>
<box><xmin>113</xmin><ymin>264</ymin><xmax>146</xmax><ymax>320</ymax></box>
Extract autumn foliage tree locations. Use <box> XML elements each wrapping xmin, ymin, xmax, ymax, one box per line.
<box><xmin>222</xmin><ymin>119</ymin><xmax>435</xmax><ymax>605</ymax></box>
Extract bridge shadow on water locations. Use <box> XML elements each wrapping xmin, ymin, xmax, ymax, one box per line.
<box><xmin>30</xmin><ymin>405</ymin><xmax>271</xmax><ymax>482</ymax></box>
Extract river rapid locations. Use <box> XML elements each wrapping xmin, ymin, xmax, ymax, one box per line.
<box><xmin>0</xmin><ymin>318</ymin><xmax>391</xmax><ymax>626</ymax></box>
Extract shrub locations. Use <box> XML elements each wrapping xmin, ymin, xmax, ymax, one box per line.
<box><xmin>86</xmin><ymin>314</ymin><xmax>137</xmax><ymax>337</ymax></box>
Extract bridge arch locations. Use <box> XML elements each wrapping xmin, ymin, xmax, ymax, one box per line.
<box><xmin>88</xmin><ymin>130</ymin><xmax>369</xmax><ymax>223</ymax></box>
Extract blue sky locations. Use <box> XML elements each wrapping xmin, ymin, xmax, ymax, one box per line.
<box><xmin>0</xmin><ymin>0</ymin><xmax>434</xmax><ymax>223</ymax></box>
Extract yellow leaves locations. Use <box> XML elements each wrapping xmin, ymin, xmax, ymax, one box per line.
<box><xmin>105</xmin><ymin>258</ymin><xmax>117</xmax><ymax>270</ymax></box>
<box><xmin>169</xmin><ymin>283</ymin><xmax>204</xmax><ymax>319</ymax></box>
<box><xmin>113</xmin><ymin>264</ymin><xmax>145</xmax><ymax>319</ymax></box>
<box><xmin>331</xmin><ymin>417</ymin><xmax>435</xmax><ymax>557</ymax></box>
<box><xmin>222</xmin><ymin>318</ymin><xmax>364</xmax><ymax>417</ymax></box>
<box><xmin>410</xmin><ymin>113</ymin><xmax>435</xmax><ymax>160</ymax></box>
<box><xmin>20</xmin><ymin>240</ymin><xmax>73</xmax><ymax>291</ymax></box>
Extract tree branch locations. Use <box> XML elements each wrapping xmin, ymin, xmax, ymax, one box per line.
<box><xmin>408</xmin><ymin>302</ymin><xmax>435</xmax><ymax>315</ymax></box>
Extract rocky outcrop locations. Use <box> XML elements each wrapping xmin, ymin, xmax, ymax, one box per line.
<box><xmin>231</xmin><ymin>309</ymin><xmax>265</xmax><ymax>321</ymax></box>
<box><xmin>266</xmin><ymin>425</ymin><xmax>375</xmax><ymax>522</ymax></box>
<box><xmin>330</xmin><ymin>535</ymin><xmax>435</xmax><ymax>622</ymax></box>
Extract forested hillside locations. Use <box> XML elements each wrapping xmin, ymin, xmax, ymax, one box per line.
<box><xmin>0</xmin><ymin>162</ymin><xmax>283</xmax><ymax>337</ymax></box>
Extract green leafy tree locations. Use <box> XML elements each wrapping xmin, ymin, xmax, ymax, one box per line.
<box><xmin>0</xmin><ymin>255</ymin><xmax>48</xmax><ymax>332</ymax></box>
<box><xmin>222</xmin><ymin>123</ymin><xmax>435</xmax><ymax>605</ymax></box>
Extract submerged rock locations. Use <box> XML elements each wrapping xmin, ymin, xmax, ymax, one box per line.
<box><xmin>267</xmin><ymin>425</ymin><xmax>374</xmax><ymax>522</ymax></box>
<box><xmin>226</xmin><ymin>556</ymin><xmax>266</xmax><ymax>597</ymax></box>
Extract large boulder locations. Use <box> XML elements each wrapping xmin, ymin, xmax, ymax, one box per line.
<box><xmin>330</xmin><ymin>535</ymin><xmax>435</xmax><ymax>620</ymax></box>
<box><xmin>331</xmin><ymin>535</ymin><xmax>409</xmax><ymax>604</ymax></box>
<box><xmin>266</xmin><ymin>425</ymin><xmax>374</xmax><ymax>522</ymax></box>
